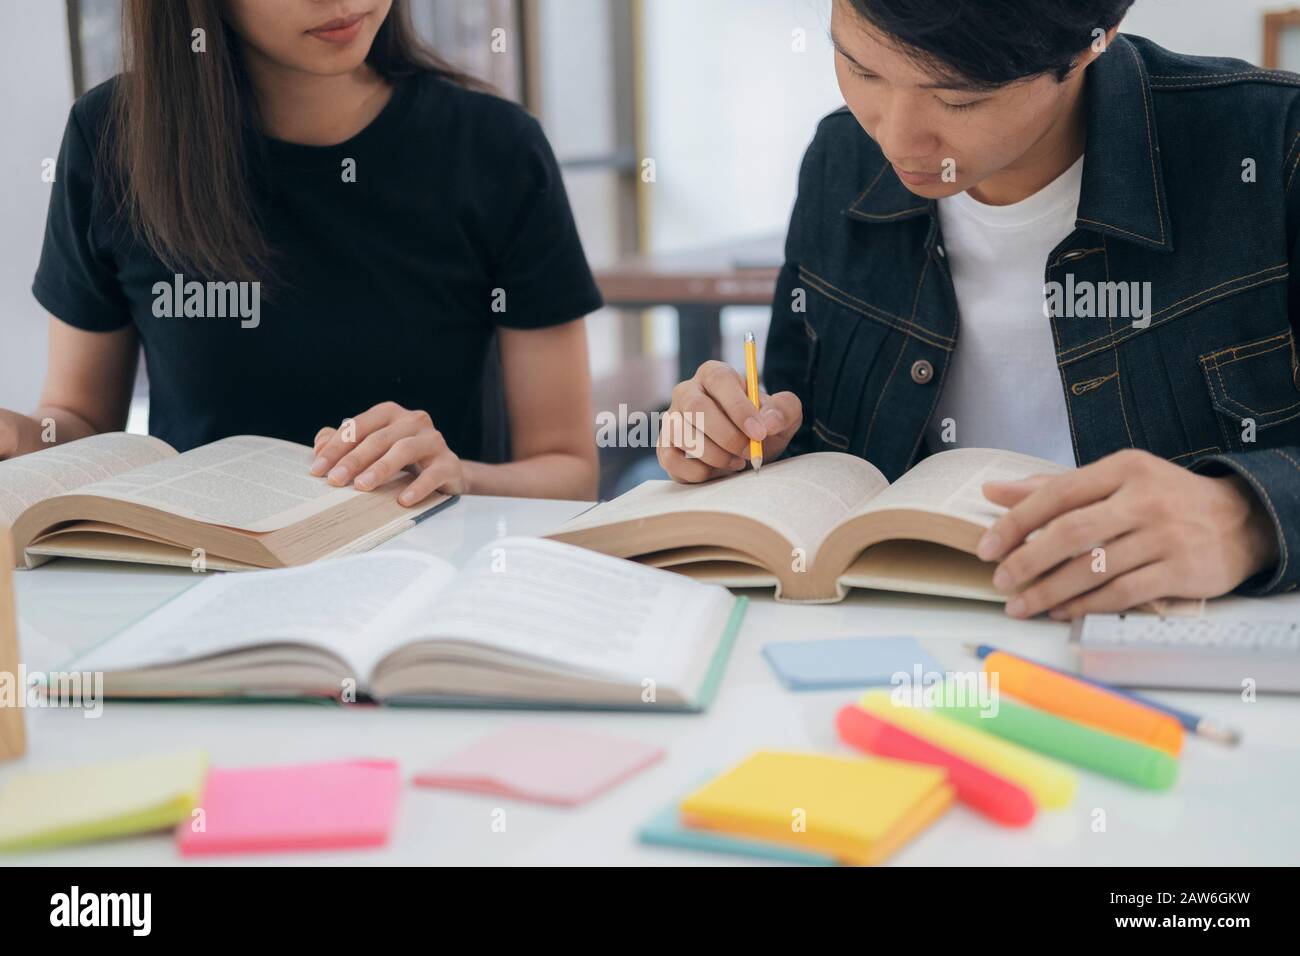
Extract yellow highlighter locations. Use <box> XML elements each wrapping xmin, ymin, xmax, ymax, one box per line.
<box><xmin>858</xmin><ymin>691</ymin><xmax>1077</xmax><ymax>810</ymax></box>
<box><xmin>743</xmin><ymin>331</ymin><xmax>763</xmax><ymax>471</ymax></box>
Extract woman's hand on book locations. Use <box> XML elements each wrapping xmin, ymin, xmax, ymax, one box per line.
<box><xmin>310</xmin><ymin>402</ymin><xmax>466</xmax><ymax>505</ymax></box>
<box><xmin>0</xmin><ymin>411</ymin><xmax>18</xmax><ymax>460</ymax></box>
<box><xmin>975</xmin><ymin>449</ymin><xmax>1279</xmax><ymax>620</ymax></box>
<box><xmin>657</xmin><ymin>361</ymin><xmax>803</xmax><ymax>483</ymax></box>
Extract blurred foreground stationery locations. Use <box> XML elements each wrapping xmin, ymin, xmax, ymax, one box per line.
<box><xmin>639</xmin><ymin>798</ymin><xmax>837</xmax><ymax>865</ymax></box>
<box><xmin>680</xmin><ymin>750</ymin><xmax>953</xmax><ymax>866</ymax></box>
<box><xmin>972</xmin><ymin>645</ymin><xmax>1184</xmax><ymax>755</ymax></box>
<box><xmin>857</xmin><ymin>691</ymin><xmax>1077</xmax><ymax>809</ymax></box>
<box><xmin>932</xmin><ymin>696</ymin><xmax>1178</xmax><ymax>791</ymax></box>
<box><xmin>0</xmin><ymin>750</ymin><xmax>206</xmax><ymax>851</ymax></box>
<box><xmin>414</xmin><ymin>725</ymin><xmax>663</xmax><ymax>805</ymax></box>
<box><xmin>69</xmin><ymin>538</ymin><xmax>745</xmax><ymax>711</ymax></box>
<box><xmin>0</xmin><ymin>526</ymin><xmax>24</xmax><ymax>761</ymax></box>
<box><xmin>763</xmin><ymin>636</ymin><xmax>941</xmax><ymax>690</ymax></box>
<box><xmin>0</xmin><ymin>433</ymin><xmax>452</xmax><ymax>571</ymax></box>
<box><xmin>835</xmin><ymin>705</ymin><xmax>1035</xmax><ymax>827</ymax></box>
<box><xmin>177</xmin><ymin>759</ymin><xmax>400</xmax><ymax>856</ymax></box>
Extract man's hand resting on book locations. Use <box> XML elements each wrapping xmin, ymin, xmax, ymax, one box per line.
<box><xmin>977</xmin><ymin>449</ymin><xmax>1279</xmax><ymax>620</ymax></box>
<box><xmin>310</xmin><ymin>402</ymin><xmax>465</xmax><ymax>506</ymax></box>
<box><xmin>657</xmin><ymin>361</ymin><xmax>803</xmax><ymax>482</ymax></box>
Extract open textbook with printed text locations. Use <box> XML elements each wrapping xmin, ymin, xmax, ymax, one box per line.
<box><xmin>67</xmin><ymin>537</ymin><xmax>745</xmax><ymax>710</ymax></box>
<box><xmin>549</xmin><ymin>448</ymin><xmax>1070</xmax><ymax>604</ymax></box>
<box><xmin>0</xmin><ymin>433</ymin><xmax>452</xmax><ymax>570</ymax></box>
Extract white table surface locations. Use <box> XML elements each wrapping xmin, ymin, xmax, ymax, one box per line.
<box><xmin>4</xmin><ymin>494</ymin><xmax>1299</xmax><ymax>866</ymax></box>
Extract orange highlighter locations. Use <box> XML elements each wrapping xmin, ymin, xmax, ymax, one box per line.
<box><xmin>743</xmin><ymin>331</ymin><xmax>763</xmax><ymax>471</ymax></box>
<box><xmin>972</xmin><ymin>644</ymin><xmax>1184</xmax><ymax>756</ymax></box>
<box><xmin>836</xmin><ymin>704</ymin><xmax>1036</xmax><ymax>827</ymax></box>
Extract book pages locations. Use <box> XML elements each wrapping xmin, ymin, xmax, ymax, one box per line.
<box><xmin>0</xmin><ymin>433</ymin><xmax>174</xmax><ymax>525</ymax></box>
<box><xmin>69</xmin><ymin>435</ymin><xmax>374</xmax><ymax>533</ymax></box>
<box><xmin>72</xmin><ymin>551</ymin><xmax>454</xmax><ymax>682</ymax></box>
<box><xmin>410</xmin><ymin>537</ymin><xmax>730</xmax><ymax>686</ymax></box>
<box><xmin>561</xmin><ymin>453</ymin><xmax>888</xmax><ymax>553</ymax></box>
<box><xmin>854</xmin><ymin>448</ymin><xmax>1069</xmax><ymax>527</ymax></box>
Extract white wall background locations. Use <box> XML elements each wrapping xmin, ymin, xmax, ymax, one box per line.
<box><xmin>0</xmin><ymin>2</ymin><xmax>73</xmax><ymax>412</ymax></box>
<box><xmin>1123</xmin><ymin>0</ymin><xmax>1277</xmax><ymax>60</ymax></box>
<box><xmin>640</xmin><ymin>0</ymin><xmax>842</xmax><ymax>253</ymax></box>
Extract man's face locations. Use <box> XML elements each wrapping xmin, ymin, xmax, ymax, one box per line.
<box><xmin>831</xmin><ymin>0</ymin><xmax>1088</xmax><ymax>201</ymax></box>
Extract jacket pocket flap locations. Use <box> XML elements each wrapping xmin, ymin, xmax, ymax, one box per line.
<box><xmin>1200</xmin><ymin>331</ymin><xmax>1300</xmax><ymax>429</ymax></box>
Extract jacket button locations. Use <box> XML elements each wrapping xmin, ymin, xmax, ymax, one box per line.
<box><xmin>911</xmin><ymin>360</ymin><xmax>934</xmax><ymax>385</ymax></box>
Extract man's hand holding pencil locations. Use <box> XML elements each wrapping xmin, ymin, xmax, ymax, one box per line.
<box><xmin>657</xmin><ymin>343</ymin><xmax>803</xmax><ymax>484</ymax></box>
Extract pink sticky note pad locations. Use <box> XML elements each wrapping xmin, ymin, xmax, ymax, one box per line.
<box><xmin>176</xmin><ymin>759</ymin><xmax>400</xmax><ymax>856</ymax></box>
<box><xmin>413</xmin><ymin>725</ymin><xmax>664</xmax><ymax>806</ymax></box>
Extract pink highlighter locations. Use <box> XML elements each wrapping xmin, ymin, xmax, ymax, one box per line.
<box><xmin>835</xmin><ymin>705</ymin><xmax>1036</xmax><ymax>828</ymax></box>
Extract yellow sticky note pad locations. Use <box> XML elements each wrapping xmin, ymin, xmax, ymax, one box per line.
<box><xmin>680</xmin><ymin>750</ymin><xmax>953</xmax><ymax>866</ymax></box>
<box><xmin>0</xmin><ymin>750</ymin><xmax>208</xmax><ymax>852</ymax></box>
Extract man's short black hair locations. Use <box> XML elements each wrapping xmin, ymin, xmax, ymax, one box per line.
<box><xmin>845</xmin><ymin>0</ymin><xmax>1137</xmax><ymax>89</ymax></box>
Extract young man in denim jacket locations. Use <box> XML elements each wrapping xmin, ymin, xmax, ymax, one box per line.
<box><xmin>660</xmin><ymin>0</ymin><xmax>1299</xmax><ymax>619</ymax></box>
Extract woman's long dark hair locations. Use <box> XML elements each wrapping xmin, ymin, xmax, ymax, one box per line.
<box><xmin>107</xmin><ymin>0</ymin><xmax>485</xmax><ymax>282</ymax></box>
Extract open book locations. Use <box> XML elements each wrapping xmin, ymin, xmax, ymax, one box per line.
<box><xmin>66</xmin><ymin>537</ymin><xmax>746</xmax><ymax>710</ymax></box>
<box><xmin>549</xmin><ymin>448</ymin><xmax>1069</xmax><ymax>604</ymax></box>
<box><xmin>0</xmin><ymin>433</ymin><xmax>452</xmax><ymax>571</ymax></box>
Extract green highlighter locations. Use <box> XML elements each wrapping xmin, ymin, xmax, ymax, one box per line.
<box><xmin>932</xmin><ymin>697</ymin><xmax>1178</xmax><ymax>791</ymax></box>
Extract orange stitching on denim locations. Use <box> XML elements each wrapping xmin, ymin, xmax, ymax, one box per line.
<box><xmin>1050</xmin><ymin>247</ymin><xmax>1104</xmax><ymax>269</ymax></box>
<box><xmin>1204</xmin><ymin>338</ymin><xmax>1291</xmax><ymax>371</ymax></box>
<box><xmin>1250</xmin><ymin>454</ymin><xmax>1291</xmax><ymax>585</ymax></box>
<box><xmin>1150</xmin><ymin>70</ymin><xmax>1300</xmax><ymax>80</ymax></box>
<box><xmin>850</xmin><ymin>163</ymin><xmax>888</xmax><ymax>210</ymax></box>
<box><xmin>1101</xmin><ymin>236</ymin><xmax>1136</xmax><ymax>449</ymax></box>
<box><xmin>1286</xmin><ymin>131</ymin><xmax>1300</xmax><ymax>194</ymax></box>
<box><xmin>798</xmin><ymin>268</ymin><xmax>911</xmax><ymax>328</ymax></box>
<box><xmin>1127</xmin><ymin>40</ymin><xmax>1167</xmax><ymax>247</ymax></box>
<box><xmin>813</xmin><ymin>420</ymin><xmax>849</xmax><ymax>449</ymax></box>
<box><xmin>1208</xmin><ymin>352</ymin><xmax>1300</xmax><ymax>418</ymax></box>
<box><xmin>1075</xmin><ymin>217</ymin><xmax>1163</xmax><ymax>245</ymax></box>
<box><xmin>846</xmin><ymin>163</ymin><xmax>931</xmax><ymax>219</ymax></box>
<box><xmin>798</xmin><ymin>268</ymin><xmax>955</xmax><ymax>351</ymax></box>
<box><xmin>1151</xmin><ymin>76</ymin><xmax>1300</xmax><ymax>89</ymax></box>
<box><xmin>1190</xmin><ymin>452</ymin><xmax>1289</xmax><ymax>590</ymax></box>
<box><xmin>1071</xmin><ymin>372</ymin><xmax>1119</xmax><ymax>395</ymax></box>
<box><xmin>1200</xmin><ymin>332</ymin><xmax>1292</xmax><ymax>367</ymax></box>
<box><xmin>1063</xmin><ymin>277</ymin><xmax>1291</xmax><ymax>367</ymax></box>
<box><xmin>1048</xmin><ymin>247</ymin><xmax>1082</xmax><ymax>466</ymax></box>
<box><xmin>862</xmin><ymin>254</ymin><xmax>931</xmax><ymax>453</ymax></box>
<box><xmin>1057</xmin><ymin>265</ymin><xmax>1290</xmax><ymax>363</ymax></box>
<box><xmin>1276</xmin><ymin>448</ymin><xmax>1300</xmax><ymax>474</ymax></box>
<box><xmin>854</xmin><ymin>205</ymin><xmax>932</xmax><ymax>221</ymax></box>
<box><xmin>1073</xmin><ymin>44</ymin><xmax>1171</xmax><ymax>248</ymax></box>
<box><xmin>1170</xmin><ymin>446</ymin><xmax>1221</xmax><ymax>463</ymax></box>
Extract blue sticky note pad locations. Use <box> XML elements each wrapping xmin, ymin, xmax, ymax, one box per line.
<box><xmin>638</xmin><ymin>802</ymin><xmax>837</xmax><ymax>866</ymax></box>
<box><xmin>761</xmin><ymin>636</ymin><xmax>942</xmax><ymax>691</ymax></box>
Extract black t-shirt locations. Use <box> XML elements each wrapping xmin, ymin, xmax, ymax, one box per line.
<box><xmin>32</xmin><ymin>73</ymin><xmax>603</xmax><ymax>457</ymax></box>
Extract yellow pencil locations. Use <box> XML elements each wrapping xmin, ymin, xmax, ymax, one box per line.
<box><xmin>743</xmin><ymin>331</ymin><xmax>763</xmax><ymax>471</ymax></box>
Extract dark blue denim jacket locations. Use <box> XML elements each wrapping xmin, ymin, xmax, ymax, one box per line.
<box><xmin>765</xmin><ymin>34</ymin><xmax>1300</xmax><ymax>597</ymax></box>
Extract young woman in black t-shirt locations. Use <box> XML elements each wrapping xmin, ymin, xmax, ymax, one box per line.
<box><xmin>0</xmin><ymin>0</ymin><xmax>602</xmax><ymax>504</ymax></box>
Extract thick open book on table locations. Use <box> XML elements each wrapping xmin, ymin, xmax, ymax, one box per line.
<box><xmin>66</xmin><ymin>537</ymin><xmax>745</xmax><ymax>711</ymax></box>
<box><xmin>0</xmin><ymin>433</ymin><xmax>452</xmax><ymax>571</ymax></box>
<box><xmin>549</xmin><ymin>448</ymin><xmax>1069</xmax><ymax>604</ymax></box>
